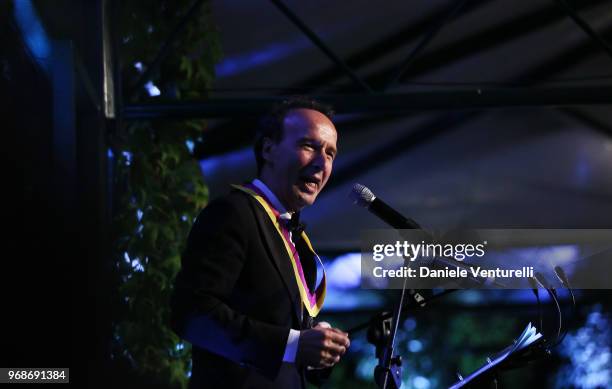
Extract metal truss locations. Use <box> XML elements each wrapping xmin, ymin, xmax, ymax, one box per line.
<box><xmin>124</xmin><ymin>85</ymin><xmax>612</xmax><ymax>120</ymax></box>
<box><xmin>113</xmin><ymin>0</ymin><xmax>612</xmax><ymax>180</ymax></box>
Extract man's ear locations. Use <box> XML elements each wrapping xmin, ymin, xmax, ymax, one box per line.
<box><xmin>261</xmin><ymin>137</ymin><xmax>276</xmax><ymax>165</ymax></box>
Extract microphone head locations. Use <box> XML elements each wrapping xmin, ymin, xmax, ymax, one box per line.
<box><xmin>350</xmin><ymin>183</ymin><xmax>376</xmax><ymax>208</ymax></box>
<box><xmin>554</xmin><ymin>266</ymin><xmax>569</xmax><ymax>287</ymax></box>
<box><xmin>534</xmin><ymin>272</ymin><xmax>552</xmax><ymax>290</ymax></box>
<box><xmin>528</xmin><ymin>276</ymin><xmax>539</xmax><ymax>293</ymax></box>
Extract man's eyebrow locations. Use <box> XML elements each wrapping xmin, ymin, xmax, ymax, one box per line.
<box><xmin>297</xmin><ymin>137</ymin><xmax>337</xmax><ymax>154</ymax></box>
<box><xmin>297</xmin><ymin>136</ymin><xmax>316</xmax><ymax>144</ymax></box>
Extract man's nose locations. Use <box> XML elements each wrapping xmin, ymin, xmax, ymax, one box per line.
<box><xmin>311</xmin><ymin>150</ymin><xmax>326</xmax><ymax>169</ymax></box>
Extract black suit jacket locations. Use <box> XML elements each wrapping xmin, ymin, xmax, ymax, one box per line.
<box><xmin>171</xmin><ymin>188</ymin><xmax>320</xmax><ymax>389</ymax></box>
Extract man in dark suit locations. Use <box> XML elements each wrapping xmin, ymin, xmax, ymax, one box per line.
<box><xmin>171</xmin><ymin>98</ymin><xmax>351</xmax><ymax>388</ymax></box>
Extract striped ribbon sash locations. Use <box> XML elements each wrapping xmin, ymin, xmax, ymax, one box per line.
<box><xmin>233</xmin><ymin>184</ymin><xmax>326</xmax><ymax>317</ymax></box>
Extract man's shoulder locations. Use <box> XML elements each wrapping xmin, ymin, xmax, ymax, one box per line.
<box><xmin>207</xmin><ymin>187</ymin><xmax>253</xmax><ymax>210</ymax></box>
<box><xmin>188</xmin><ymin>189</ymin><xmax>259</xmax><ymax>236</ymax></box>
<box><xmin>197</xmin><ymin>187</ymin><xmax>257</xmax><ymax>221</ymax></box>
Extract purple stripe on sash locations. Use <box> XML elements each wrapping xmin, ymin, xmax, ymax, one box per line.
<box><xmin>243</xmin><ymin>183</ymin><xmax>318</xmax><ymax>308</ymax></box>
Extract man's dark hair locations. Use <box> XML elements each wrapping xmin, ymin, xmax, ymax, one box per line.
<box><xmin>254</xmin><ymin>96</ymin><xmax>334</xmax><ymax>176</ymax></box>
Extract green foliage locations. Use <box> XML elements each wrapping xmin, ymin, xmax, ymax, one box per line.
<box><xmin>111</xmin><ymin>1</ymin><xmax>221</xmax><ymax>387</ymax></box>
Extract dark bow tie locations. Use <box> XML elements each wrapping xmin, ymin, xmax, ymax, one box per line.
<box><xmin>285</xmin><ymin>212</ymin><xmax>306</xmax><ymax>237</ymax></box>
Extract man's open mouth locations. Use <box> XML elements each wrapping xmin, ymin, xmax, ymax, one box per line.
<box><xmin>298</xmin><ymin>176</ymin><xmax>320</xmax><ymax>193</ymax></box>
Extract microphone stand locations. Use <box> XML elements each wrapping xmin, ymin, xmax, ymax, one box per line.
<box><xmin>347</xmin><ymin>288</ymin><xmax>457</xmax><ymax>336</ymax></box>
<box><xmin>349</xmin><ymin>184</ymin><xmax>473</xmax><ymax>388</ymax></box>
<box><xmin>373</xmin><ymin>277</ymin><xmax>407</xmax><ymax>389</ymax></box>
<box><xmin>527</xmin><ymin>277</ymin><xmax>544</xmax><ymax>339</ymax></box>
<box><xmin>353</xmin><ymin>288</ymin><xmax>457</xmax><ymax>389</ymax></box>
<box><xmin>551</xmin><ymin>266</ymin><xmax>577</xmax><ymax>347</ymax></box>
<box><xmin>368</xmin><ymin>237</ymin><xmax>465</xmax><ymax>387</ymax></box>
<box><xmin>534</xmin><ymin>272</ymin><xmax>563</xmax><ymax>343</ymax></box>
<box><xmin>368</xmin><ymin>273</ymin><xmax>462</xmax><ymax>388</ymax></box>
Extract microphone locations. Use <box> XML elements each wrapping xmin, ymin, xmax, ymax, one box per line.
<box><xmin>553</xmin><ymin>266</ymin><xmax>575</xmax><ymax>306</ymax></box>
<box><xmin>350</xmin><ymin>183</ymin><xmax>506</xmax><ymax>287</ymax></box>
<box><xmin>552</xmin><ymin>265</ymin><xmax>576</xmax><ymax>347</ymax></box>
<box><xmin>528</xmin><ymin>276</ymin><xmax>543</xmax><ymax>332</ymax></box>
<box><xmin>534</xmin><ymin>272</ymin><xmax>557</xmax><ymax>297</ymax></box>
<box><xmin>553</xmin><ymin>266</ymin><xmax>576</xmax><ymax>306</ymax></box>
<box><xmin>534</xmin><ymin>272</ymin><xmax>562</xmax><ymax>341</ymax></box>
<box><xmin>553</xmin><ymin>266</ymin><xmax>571</xmax><ymax>289</ymax></box>
<box><xmin>350</xmin><ymin>184</ymin><xmax>420</xmax><ymax>229</ymax></box>
<box><xmin>528</xmin><ymin>276</ymin><xmax>539</xmax><ymax>296</ymax></box>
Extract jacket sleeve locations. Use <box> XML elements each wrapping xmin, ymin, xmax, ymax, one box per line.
<box><xmin>305</xmin><ymin>367</ymin><xmax>333</xmax><ymax>388</ymax></box>
<box><xmin>170</xmin><ymin>195</ymin><xmax>289</xmax><ymax>379</ymax></box>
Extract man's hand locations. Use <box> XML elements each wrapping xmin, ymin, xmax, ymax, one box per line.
<box><xmin>296</xmin><ymin>323</ymin><xmax>350</xmax><ymax>369</ymax></box>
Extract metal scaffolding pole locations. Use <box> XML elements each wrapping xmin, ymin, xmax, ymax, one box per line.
<box><xmin>269</xmin><ymin>0</ymin><xmax>373</xmax><ymax>93</ymax></box>
<box><xmin>554</xmin><ymin>0</ymin><xmax>612</xmax><ymax>61</ymax></box>
<box><xmin>123</xmin><ymin>85</ymin><xmax>612</xmax><ymax>120</ymax></box>
<box><xmin>383</xmin><ymin>0</ymin><xmax>469</xmax><ymax>91</ymax></box>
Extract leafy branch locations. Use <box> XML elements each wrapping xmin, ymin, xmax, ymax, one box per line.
<box><xmin>111</xmin><ymin>1</ymin><xmax>221</xmax><ymax>387</ymax></box>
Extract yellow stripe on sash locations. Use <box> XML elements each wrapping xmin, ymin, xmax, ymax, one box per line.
<box><xmin>232</xmin><ymin>184</ymin><xmax>326</xmax><ymax>317</ymax></box>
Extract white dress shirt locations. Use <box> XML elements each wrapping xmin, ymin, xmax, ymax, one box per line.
<box><xmin>251</xmin><ymin>179</ymin><xmax>301</xmax><ymax>363</ymax></box>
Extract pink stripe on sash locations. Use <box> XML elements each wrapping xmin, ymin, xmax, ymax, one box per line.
<box><xmin>244</xmin><ymin>183</ymin><xmax>319</xmax><ymax>309</ymax></box>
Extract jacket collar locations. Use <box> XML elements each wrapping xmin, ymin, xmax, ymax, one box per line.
<box><xmin>237</xmin><ymin>186</ymin><xmax>303</xmax><ymax>326</ymax></box>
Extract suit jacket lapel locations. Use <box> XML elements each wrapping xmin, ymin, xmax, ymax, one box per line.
<box><xmin>248</xmin><ymin>198</ymin><xmax>302</xmax><ymax>325</ymax></box>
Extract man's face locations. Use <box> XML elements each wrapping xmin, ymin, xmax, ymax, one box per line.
<box><xmin>261</xmin><ymin>108</ymin><xmax>338</xmax><ymax>211</ymax></box>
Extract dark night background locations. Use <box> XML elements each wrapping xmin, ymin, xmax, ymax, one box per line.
<box><xmin>2</xmin><ymin>0</ymin><xmax>612</xmax><ymax>387</ymax></box>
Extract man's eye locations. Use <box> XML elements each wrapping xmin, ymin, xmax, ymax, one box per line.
<box><xmin>302</xmin><ymin>144</ymin><xmax>314</xmax><ymax>150</ymax></box>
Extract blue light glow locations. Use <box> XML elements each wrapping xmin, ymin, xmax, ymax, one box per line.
<box><xmin>412</xmin><ymin>375</ymin><xmax>431</xmax><ymax>389</ymax></box>
<box><xmin>537</xmin><ymin>245</ymin><xmax>579</xmax><ymax>266</ymax></box>
<box><xmin>484</xmin><ymin>245</ymin><xmax>579</xmax><ymax>272</ymax></box>
<box><xmin>555</xmin><ymin>305</ymin><xmax>611</xmax><ymax>388</ymax></box>
<box><xmin>408</xmin><ymin>339</ymin><xmax>423</xmax><ymax>353</ymax></box>
<box><xmin>13</xmin><ymin>0</ymin><xmax>51</xmax><ymax>73</ymax></box>
<box><xmin>215</xmin><ymin>39</ymin><xmax>310</xmax><ymax>78</ymax></box>
<box><xmin>322</xmin><ymin>289</ymin><xmax>383</xmax><ymax>311</ymax></box>
<box><xmin>199</xmin><ymin>147</ymin><xmax>254</xmax><ymax>178</ymax></box>
<box><xmin>134</xmin><ymin>62</ymin><xmax>144</xmax><ymax>73</ymax></box>
<box><xmin>326</xmin><ymin>252</ymin><xmax>361</xmax><ymax>289</ymax></box>
<box><xmin>131</xmin><ymin>258</ymin><xmax>144</xmax><ymax>272</ymax></box>
<box><xmin>458</xmin><ymin>290</ymin><xmax>486</xmax><ymax>305</ymax></box>
<box><xmin>122</xmin><ymin>151</ymin><xmax>132</xmax><ymax>166</ymax></box>
<box><xmin>574</xmin><ymin>159</ymin><xmax>591</xmax><ymax>186</ymax></box>
<box><xmin>144</xmin><ymin>81</ymin><xmax>161</xmax><ymax>97</ymax></box>
<box><xmin>344</xmin><ymin>336</ymin><xmax>373</xmax><ymax>354</ymax></box>
<box><xmin>404</xmin><ymin>318</ymin><xmax>417</xmax><ymax>331</ymax></box>
<box><xmin>185</xmin><ymin>140</ymin><xmax>195</xmax><ymax>153</ymax></box>
<box><xmin>356</xmin><ymin>355</ymin><xmax>378</xmax><ymax>380</ymax></box>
